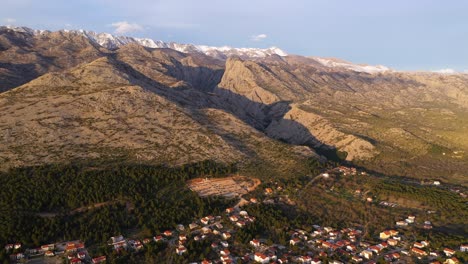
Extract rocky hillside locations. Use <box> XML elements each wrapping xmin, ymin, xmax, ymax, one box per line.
<box><xmin>1</xmin><ymin>26</ymin><xmax>468</xmax><ymax>184</ymax></box>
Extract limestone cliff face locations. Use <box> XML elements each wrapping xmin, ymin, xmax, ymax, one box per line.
<box><xmin>265</xmin><ymin>105</ymin><xmax>377</xmax><ymax>160</ymax></box>
<box><xmin>217</xmin><ymin>57</ymin><xmax>280</xmax><ymax>104</ymax></box>
<box><xmin>215</xmin><ymin>57</ymin><xmax>377</xmax><ymax>160</ymax></box>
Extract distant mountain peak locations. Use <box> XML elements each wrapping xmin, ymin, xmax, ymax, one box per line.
<box><xmin>2</xmin><ymin>25</ymin><xmax>287</xmax><ymax>60</ymax></box>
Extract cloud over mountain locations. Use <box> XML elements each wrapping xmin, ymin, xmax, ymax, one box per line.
<box><xmin>110</xmin><ymin>21</ymin><xmax>143</xmax><ymax>34</ymax></box>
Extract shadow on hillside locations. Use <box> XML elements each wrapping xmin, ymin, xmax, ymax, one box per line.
<box><xmin>0</xmin><ymin>62</ymin><xmax>40</xmax><ymax>92</ymax></box>
<box><xmin>108</xmin><ymin>54</ymin><xmax>347</xmax><ymax>162</ymax></box>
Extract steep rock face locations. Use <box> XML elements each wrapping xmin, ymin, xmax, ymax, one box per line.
<box><xmin>214</xmin><ymin>57</ymin><xmax>377</xmax><ymax>160</ymax></box>
<box><xmin>265</xmin><ymin>105</ymin><xmax>377</xmax><ymax>160</ymax></box>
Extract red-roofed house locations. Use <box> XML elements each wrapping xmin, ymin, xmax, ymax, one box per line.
<box><xmin>92</xmin><ymin>256</ymin><xmax>106</xmax><ymax>264</ymax></box>
<box><xmin>254</xmin><ymin>253</ymin><xmax>270</xmax><ymax>264</ymax></box>
<box><xmin>250</xmin><ymin>239</ymin><xmax>260</xmax><ymax>247</ymax></box>
<box><xmin>443</xmin><ymin>248</ymin><xmax>456</xmax><ymax>257</ymax></box>
<box><xmin>411</xmin><ymin>247</ymin><xmax>427</xmax><ymax>256</ymax></box>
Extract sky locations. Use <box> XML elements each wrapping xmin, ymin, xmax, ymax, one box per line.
<box><xmin>1</xmin><ymin>0</ymin><xmax>467</xmax><ymax>72</ymax></box>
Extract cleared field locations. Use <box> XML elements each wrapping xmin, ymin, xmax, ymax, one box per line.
<box><xmin>187</xmin><ymin>176</ymin><xmax>260</xmax><ymax>198</ymax></box>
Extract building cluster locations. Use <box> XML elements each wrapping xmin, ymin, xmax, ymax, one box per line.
<box><xmin>4</xmin><ymin>240</ymin><xmax>106</xmax><ymax>264</ymax></box>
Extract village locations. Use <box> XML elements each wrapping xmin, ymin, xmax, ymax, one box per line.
<box><xmin>4</xmin><ymin>204</ymin><xmax>467</xmax><ymax>264</ymax></box>
<box><xmin>3</xmin><ymin>167</ymin><xmax>467</xmax><ymax>264</ymax></box>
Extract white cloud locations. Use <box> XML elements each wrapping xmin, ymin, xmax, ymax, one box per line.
<box><xmin>110</xmin><ymin>21</ymin><xmax>143</xmax><ymax>34</ymax></box>
<box><xmin>4</xmin><ymin>18</ymin><xmax>16</xmax><ymax>25</ymax></box>
<box><xmin>251</xmin><ymin>33</ymin><xmax>267</xmax><ymax>42</ymax></box>
<box><xmin>432</xmin><ymin>68</ymin><xmax>456</xmax><ymax>74</ymax></box>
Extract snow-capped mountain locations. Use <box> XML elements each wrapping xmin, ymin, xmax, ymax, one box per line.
<box><xmin>312</xmin><ymin>57</ymin><xmax>391</xmax><ymax>74</ymax></box>
<box><xmin>3</xmin><ymin>26</ymin><xmax>396</xmax><ymax>73</ymax></box>
<box><xmin>3</xmin><ymin>26</ymin><xmax>287</xmax><ymax>60</ymax></box>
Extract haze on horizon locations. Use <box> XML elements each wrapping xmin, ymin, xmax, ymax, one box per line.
<box><xmin>1</xmin><ymin>0</ymin><xmax>467</xmax><ymax>72</ymax></box>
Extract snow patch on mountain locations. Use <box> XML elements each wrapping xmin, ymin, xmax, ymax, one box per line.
<box><xmin>313</xmin><ymin>57</ymin><xmax>391</xmax><ymax>74</ymax></box>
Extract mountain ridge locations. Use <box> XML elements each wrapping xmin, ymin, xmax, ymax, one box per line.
<box><xmin>1</xmin><ymin>25</ymin><xmax>467</xmax><ymax>185</ymax></box>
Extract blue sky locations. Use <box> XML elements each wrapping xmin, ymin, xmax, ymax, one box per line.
<box><xmin>1</xmin><ymin>0</ymin><xmax>467</xmax><ymax>71</ymax></box>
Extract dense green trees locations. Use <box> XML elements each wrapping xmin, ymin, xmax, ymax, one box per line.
<box><xmin>0</xmin><ymin>161</ymin><xmax>235</xmax><ymax>247</ymax></box>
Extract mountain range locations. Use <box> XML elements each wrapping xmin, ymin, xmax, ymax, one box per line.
<box><xmin>1</xmin><ymin>26</ymin><xmax>467</xmax><ymax>184</ymax></box>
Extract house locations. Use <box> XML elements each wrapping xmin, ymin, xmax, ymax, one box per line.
<box><xmin>379</xmin><ymin>231</ymin><xmax>392</xmax><ymax>240</ymax></box>
<box><xmin>360</xmin><ymin>250</ymin><xmax>373</xmax><ymax>259</ymax></box>
<box><xmin>189</xmin><ymin>223</ymin><xmax>199</xmax><ymax>229</ymax></box>
<box><xmin>297</xmin><ymin>255</ymin><xmax>311</xmax><ymax>263</ymax></box>
<box><xmin>77</xmin><ymin>252</ymin><xmax>86</xmax><ymax>259</ymax></box>
<box><xmin>70</xmin><ymin>258</ymin><xmax>82</xmax><ymax>264</ymax></box>
<box><xmin>176</xmin><ymin>246</ymin><xmax>187</xmax><ymax>255</ymax></box>
<box><xmin>264</xmin><ymin>188</ymin><xmax>273</xmax><ymax>195</ymax></box>
<box><xmin>202</xmin><ymin>227</ymin><xmax>211</xmax><ymax>234</ymax></box>
<box><xmin>346</xmin><ymin>245</ymin><xmax>357</xmax><ymax>252</ymax></box>
<box><xmin>414</xmin><ymin>242</ymin><xmax>425</xmax><ymax>249</ymax></box>
<box><xmin>179</xmin><ymin>234</ymin><xmax>187</xmax><ymax>241</ymax></box>
<box><xmin>201</xmin><ymin>217</ymin><xmax>210</xmax><ymax>225</ymax></box>
<box><xmin>387</xmin><ymin>239</ymin><xmax>398</xmax><ymax>246</ymax></box>
<box><xmin>351</xmin><ymin>256</ymin><xmax>363</xmax><ymax>263</ymax></box>
<box><xmin>226</xmin><ymin>208</ymin><xmax>235</xmax><ymax>214</ymax></box>
<box><xmin>290</xmin><ymin>238</ymin><xmax>300</xmax><ymax>246</ymax></box>
<box><xmin>369</xmin><ymin>245</ymin><xmax>381</xmax><ymax>254</ymax></box>
<box><xmin>430</xmin><ymin>252</ymin><xmax>439</xmax><ymax>257</ymax></box>
<box><xmin>360</xmin><ymin>241</ymin><xmax>370</xmax><ymax>248</ymax></box>
<box><xmin>142</xmin><ymin>238</ymin><xmax>151</xmax><ymax>244</ymax></box>
<box><xmin>110</xmin><ymin>235</ymin><xmax>124</xmax><ymax>244</ymax></box>
<box><xmin>211</xmin><ymin>242</ymin><xmax>218</xmax><ymax>248</ymax></box>
<box><xmin>41</xmin><ymin>244</ymin><xmax>55</xmax><ymax>251</ymax></box>
<box><xmin>444</xmin><ymin>257</ymin><xmax>460</xmax><ymax>264</ymax></box>
<box><xmin>201</xmin><ymin>260</ymin><xmax>212</xmax><ymax>264</ymax></box>
<box><xmin>113</xmin><ymin>240</ymin><xmax>127</xmax><ymax>250</ymax></box>
<box><xmin>443</xmin><ymin>248</ymin><xmax>456</xmax><ymax>257</ymax></box>
<box><xmin>411</xmin><ymin>247</ymin><xmax>427</xmax><ymax>256</ymax></box>
<box><xmin>13</xmin><ymin>243</ymin><xmax>21</xmax><ymax>249</ymax></box>
<box><xmin>250</xmin><ymin>198</ymin><xmax>258</xmax><ymax>203</ymax></box>
<box><xmin>421</xmin><ymin>240</ymin><xmax>430</xmax><ymax>247</ymax></box>
<box><xmin>92</xmin><ymin>256</ymin><xmax>106</xmax><ymax>264</ymax></box>
<box><xmin>433</xmin><ymin>181</ymin><xmax>441</xmax><ymax>186</ymax></box>
<box><xmin>222</xmin><ymin>232</ymin><xmax>231</xmax><ymax>240</ymax></box>
<box><xmin>153</xmin><ymin>235</ymin><xmax>163</xmax><ymax>242</ymax></box>
<box><xmin>311</xmin><ymin>259</ymin><xmax>322</xmax><ymax>264</ymax></box>
<box><xmin>132</xmin><ymin>240</ymin><xmax>143</xmax><ymax>250</ymax></box>
<box><xmin>460</xmin><ymin>244</ymin><xmax>468</xmax><ymax>252</ymax></box>
<box><xmin>240</xmin><ymin>210</ymin><xmax>248</xmax><ymax>217</ymax></box>
<box><xmin>220</xmin><ymin>241</ymin><xmax>229</xmax><ymax>248</ymax></box>
<box><xmin>236</xmin><ymin>221</ymin><xmax>246</xmax><ymax>228</ymax></box>
<box><xmin>378</xmin><ymin>241</ymin><xmax>388</xmax><ymax>249</ymax></box>
<box><xmin>322</xmin><ymin>241</ymin><xmax>333</xmax><ymax>249</ymax></box>
<box><xmin>229</xmin><ymin>215</ymin><xmax>239</xmax><ymax>222</ymax></box>
<box><xmin>396</xmin><ymin>221</ymin><xmax>408</xmax><ymax>226</ymax></box>
<box><xmin>254</xmin><ymin>253</ymin><xmax>270</xmax><ymax>264</ymax></box>
<box><xmin>250</xmin><ymin>239</ymin><xmax>261</xmax><ymax>247</ymax></box>
<box><xmin>45</xmin><ymin>251</ymin><xmax>55</xmax><ymax>257</ymax></box>
<box><xmin>220</xmin><ymin>249</ymin><xmax>230</xmax><ymax>256</ymax></box>
<box><xmin>163</xmin><ymin>230</ymin><xmax>172</xmax><ymax>237</ymax></box>
<box><xmin>220</xmin><ymin>255</ymin><xmax>232</xmax><ymax>264</ymax></box>
<box><xmin>66</xmin><ymin>243</ymin><xmax>78</xmax><ymax>253</ymax></box>
<box><xmin>330</xmin><ymin>261</ymin><xmax>343</xmax><ymax>264</ymax></box>
<box><xmin>406</xmin><ymin>215</ymin><xmax>416</xmax><ymax>223</ymax></box>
